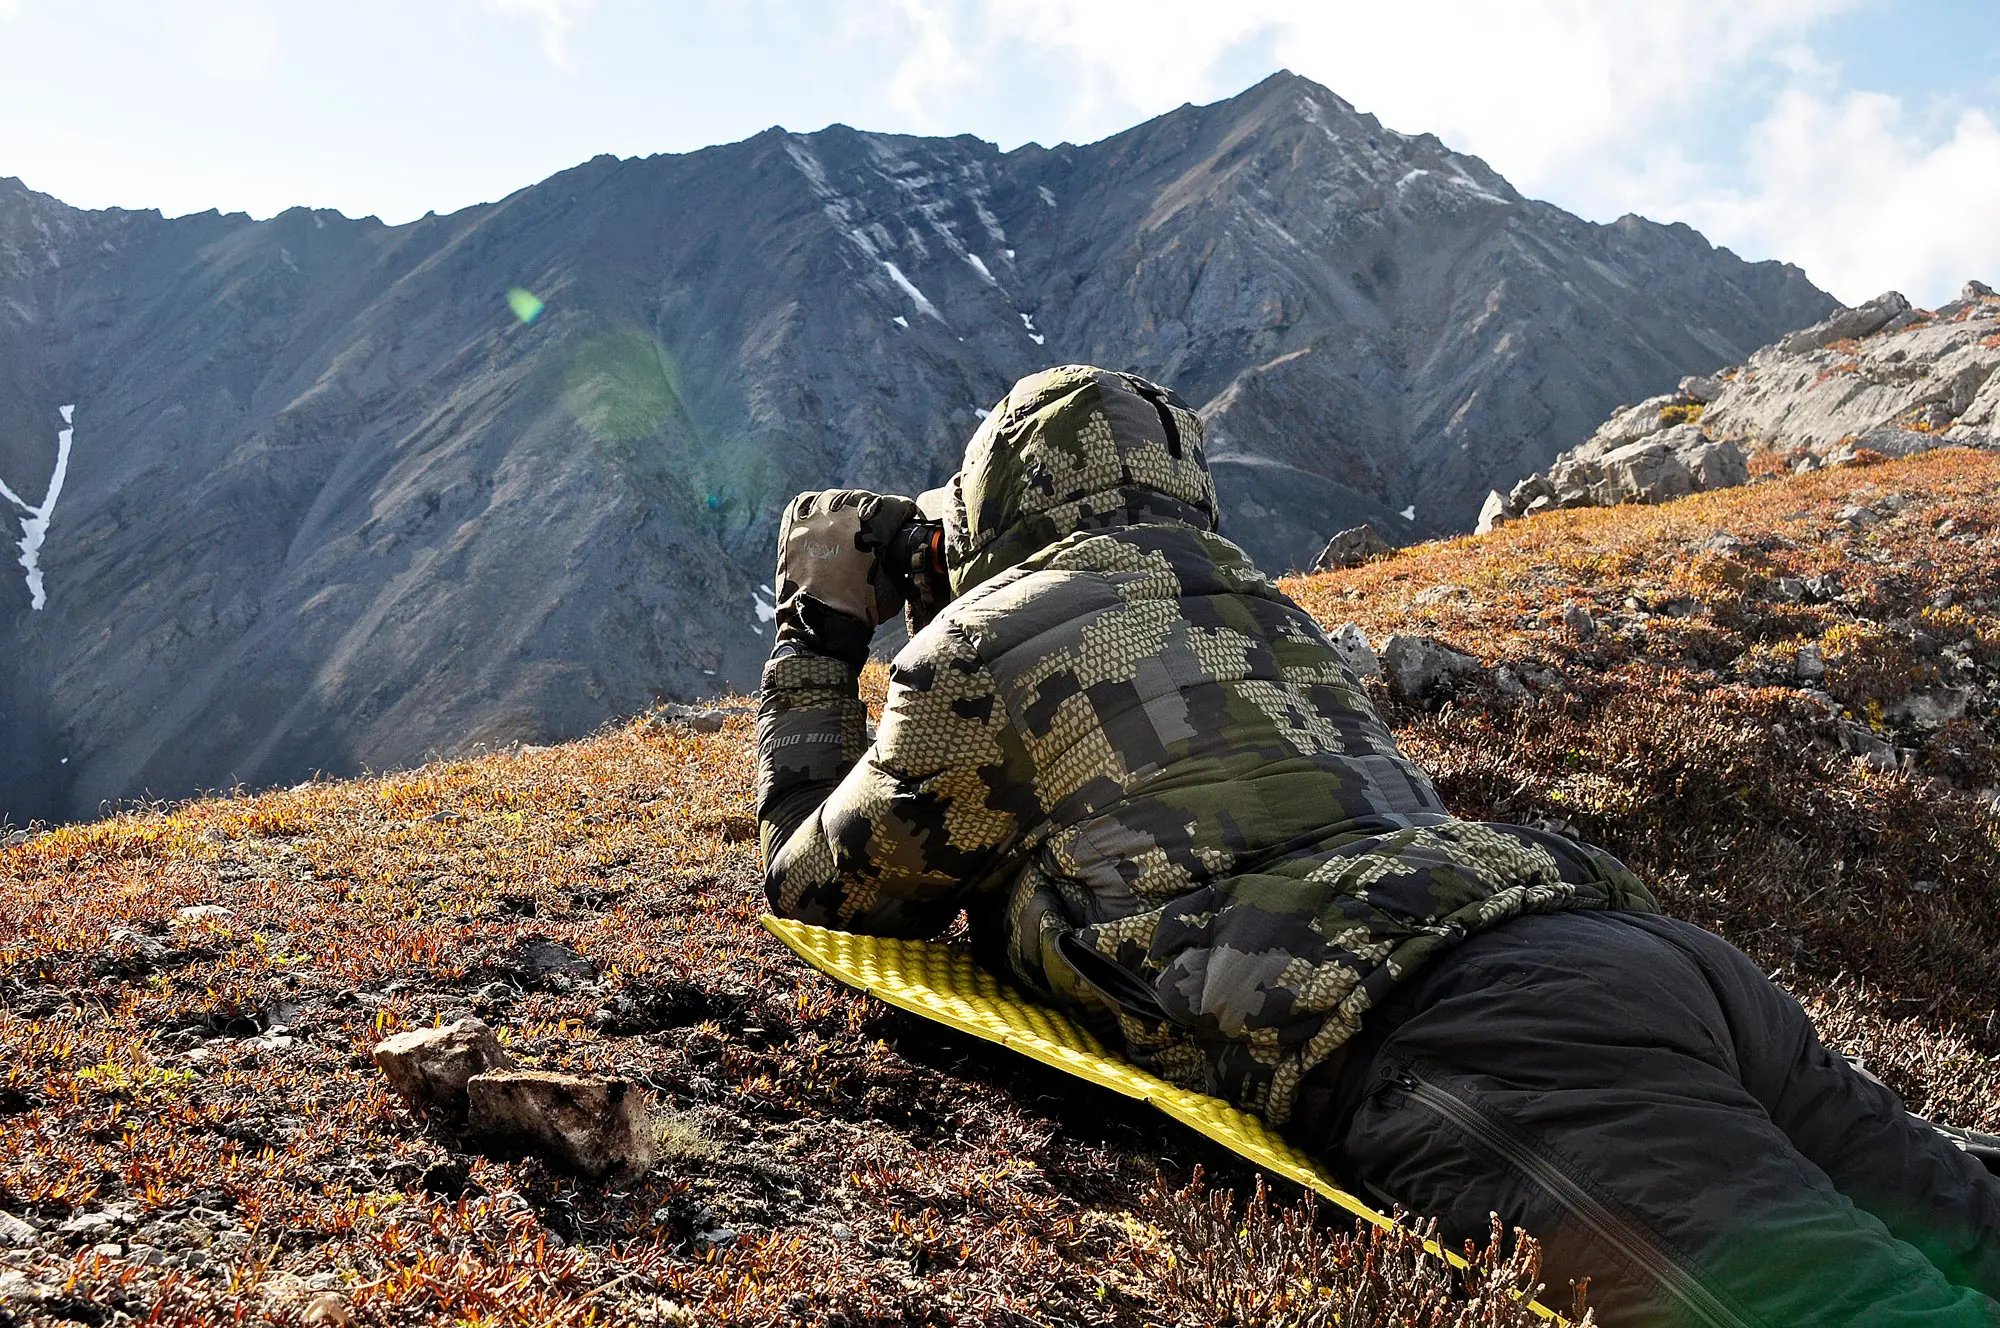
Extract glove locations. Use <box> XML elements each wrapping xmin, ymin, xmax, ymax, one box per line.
<box><xmin>773</xmin><ymin>488</ymin><xmax>919</xmax><ymax>666</ymax></box>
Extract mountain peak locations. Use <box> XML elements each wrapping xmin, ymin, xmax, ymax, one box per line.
<box><xmin>0</xmin><ymin>80</ymin><xmax>1831</xmax><ymax>823</ymax></box>
<box><xmin>1208</xmin><ymin>67</ymin><xmax>1358</xmax><ymax>126</ymax></box>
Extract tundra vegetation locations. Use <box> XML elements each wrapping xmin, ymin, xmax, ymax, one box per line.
<box><xmin>2</xmin><ymin>451</ymin><xmax>1996</xmax><ymax>1326</ymax></box>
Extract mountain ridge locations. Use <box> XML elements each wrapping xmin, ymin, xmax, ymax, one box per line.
<box><xmin>0</xmin><ymin>71</ymin><xmax>1834</xmax><ymax>824</ymax></box>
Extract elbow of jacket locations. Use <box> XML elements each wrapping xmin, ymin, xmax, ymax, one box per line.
<box><xmin>762</xmin><ymin>867</ymin><xmax>827</xmax><ymax>926</ymax></box>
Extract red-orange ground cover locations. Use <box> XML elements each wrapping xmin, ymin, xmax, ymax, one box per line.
<box><xmin>2</xmin><ymin>451</ymin><xmax>1997</xmax><ymax>1325</ymax></box>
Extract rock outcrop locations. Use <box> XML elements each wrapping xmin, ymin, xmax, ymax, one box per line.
<box><xmin>1483</xmin><ymin>281</ymin><xmax>2000</xmax><ymax>529</ymax></box>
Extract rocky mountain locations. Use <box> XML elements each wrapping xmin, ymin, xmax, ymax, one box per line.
<box><xmin>1484</xmin><ymin>281</ymin><xmax>2000</xmax><ymax>526</ymax></box>
<box><xmin>0</xmin><ymin>71</ymin><xmax>1834</xmax><ymax>824</ymax></box>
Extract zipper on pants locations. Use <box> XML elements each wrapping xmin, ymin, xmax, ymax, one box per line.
<box><xmin>1393</xmin><ymin>1070</ymin><xmax>1754</xmax><ymax>1328</ymax></box>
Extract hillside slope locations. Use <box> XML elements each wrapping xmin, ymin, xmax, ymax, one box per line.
<box><xmin>4</xmin><ymin>454</ymin><xmax>1995</xmax><ymax>1325</ymax></box>
<box><xmin>0</xmin><ymin>70</ymin><xmax>1832</xmax><ymax>824</ymax></box>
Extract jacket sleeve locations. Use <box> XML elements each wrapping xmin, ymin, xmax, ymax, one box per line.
<box><xmin>757</xmin><ymin>624</ymin><xmax>1032</xmax><ymax>938</ymax></box>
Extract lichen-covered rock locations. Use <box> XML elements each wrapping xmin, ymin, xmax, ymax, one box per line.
<box><xmin>373</xmin><ymin>1018</ymin><xmax>516</xmax><ymax>1117</ymax></box>
<box><xmin>466</xmin><ymin>1071</ymin><xmax>654</xmax><ymax>1184</ymax></box>
<box><xmin>1330</xmin><ymin>623</ymin><xmax>1382</xmax><ymax>680</ymax></box>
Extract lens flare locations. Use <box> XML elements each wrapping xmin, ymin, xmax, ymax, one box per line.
<box><xmin>506</xmin><ymin>288</ymin><xmax>545</xmax><ymax>324</ymax></box>
<box><xmin>563</xmin><ymin>328</ymin><xmax>682</xmax><ymax>442</ymax></box>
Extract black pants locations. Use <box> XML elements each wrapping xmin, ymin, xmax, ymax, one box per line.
<box><xmin>1288</xmin><ymin>911</ymin><xmax>2000</xmax><ymax>1327</ymax></box>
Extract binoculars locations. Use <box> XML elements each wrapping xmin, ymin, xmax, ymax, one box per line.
<box><xmin>882</xmin><ymin>513</ymin><xmax>950</xmax><ymax>632</ymax></box>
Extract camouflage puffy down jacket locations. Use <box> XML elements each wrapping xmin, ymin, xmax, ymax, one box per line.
<box><xmin>759</xmin><ymin>365</ymin><xmax>1656</xmax><ymax>1124</ymax></box>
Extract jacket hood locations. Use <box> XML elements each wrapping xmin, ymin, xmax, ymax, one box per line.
<box><xmin>946</xmin><ymin>365</ymin><xmax>1220</xmax><ymax>596</ymax></box>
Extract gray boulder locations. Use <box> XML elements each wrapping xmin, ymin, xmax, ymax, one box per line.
<box><xmin>1778</xmin><ymin>291</ymin><xmax>1912</xmax><ymax>356</ymax></box>
<box><xmin>1598</xmin><ymin>437</ymin><xmax>1694</xmax><ymax>504</ymax></box>
<box><xmin>1381</xmin><ymin>634</ymin><xmax>1481</xmax><ymax>701</ymax></box>
<box><xmin>1310</xmin><ymin>525</ymin><xmax>1393</xmax><ymax>572</ymax></box>
<box><xmin>1475</xmin><ymin>490</ymin><xmax>1509</xmax><ymax>535</ymax></box>
<box><xmin>1681</xmin><ymin>436</ymin><xmax>1749</xmax><ymax>490</ymax></box>
<box><xmin>373</xmin><ymin>1018</ymin><xmax>517</xmax><ymax>1117</ymax></box>
<box><xmin>466</xmin><ymin>1070</ymin><xmax>654</xmax><ymax>1184</ymax></box>
<box><xmin>1678</xmin><ymin>374</ymin><xmax>1727</xmax><ymax>403</ymax></box>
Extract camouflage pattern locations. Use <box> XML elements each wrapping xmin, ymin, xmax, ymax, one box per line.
<box><xmin>759</xmin><ymin>365</ymin><xmax>1656</xmax><ymax>1125</ymax></box>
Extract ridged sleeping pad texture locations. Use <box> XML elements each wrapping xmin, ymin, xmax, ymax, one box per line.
<box><xmin>761</xmin><ymin>914</ymin><xmax>1566</xmax><ymax>1322</ymax></box>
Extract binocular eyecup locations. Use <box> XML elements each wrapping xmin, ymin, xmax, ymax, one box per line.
<box><xmin>883</xmin><ymin>517</ymin><xmax>950</xmax><ymax>633</ymax></box>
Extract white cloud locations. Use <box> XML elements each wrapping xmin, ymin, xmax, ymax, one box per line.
<box><xmin>871</xmin><ymin>0</ymin><xmax>1858</xmax><ymax>186</ymax></box>
<box><xmin>854</xmin><ymin>0</ymin><xmax>982</xmax><ymax>128</ymax></box>
<box><xmin>481</xmin><ymin>0</ymin><xmax>594</xmax><ymax>69</ymax></box>
<box><xmin>855</xmin><ymin>0</ymin><xmax>1997</xmax><ymax>308</ymax></box>
<box><xmin>169</xmin><ymin>0</ymin><xmax>281</xmax><ymax>84</ymax></box>
<box><xmin>1664</xmin><ymin>91</ymin><xmax>2000</xmax><ymax>306</ymax></box>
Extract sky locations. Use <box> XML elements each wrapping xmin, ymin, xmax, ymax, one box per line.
<box><xmin>0</xmin><ymin>1</ymin><xmax>1995</xmax><ymax>306</ymax></box>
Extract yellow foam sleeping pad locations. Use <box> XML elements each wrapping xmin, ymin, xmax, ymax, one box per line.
<box><xmin>762</xmin><ymin>914</ymin><xmax>1564</xmax><ymax>1323</ymax></box>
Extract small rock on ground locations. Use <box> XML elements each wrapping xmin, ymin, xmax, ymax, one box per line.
<box><xmin>373</xmin><ymin>1018</ymin><xmax>517</xmax><ymax>1117</ymax></box>
<box><xmin>0</xmin><ymin>1211</ymin><xmax>37</xmax><ymax>1248</ymax></box>
<box><xmin>1310</xmin><ymin>525</ymin><xmax>1393</xmax><ymax>572</ymax></box>
<box><xmin>466</xmin><ymin>1070</ymin><xmax>654</xmax><ymax>1184</ymax></box>
<box><xmin>1381</xmin><ymin>634</ymin><xmax>1482</xmax><ymax>701</ymax></box>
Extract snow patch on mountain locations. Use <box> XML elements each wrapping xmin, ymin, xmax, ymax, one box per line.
<box><xmin>881</xmin><ymin>262</ymin><xmax>943</xmax><ymax>322</ymax></box>
<box><xmin>0</xmin><ymin>404</ymin><xmax>75</xmax><ymax>610</ymax></box>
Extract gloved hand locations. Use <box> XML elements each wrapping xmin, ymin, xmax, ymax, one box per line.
<box><xmin>773</xmin><ymin>488</ymin><xmax>919</xmax><ymax>666</ymax></box>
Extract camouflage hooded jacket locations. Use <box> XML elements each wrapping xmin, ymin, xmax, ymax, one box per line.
<box><xmin>759</xmin><ymin>365</ymin><xmax>1655</xmax><ymax>1125</ymax></box>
